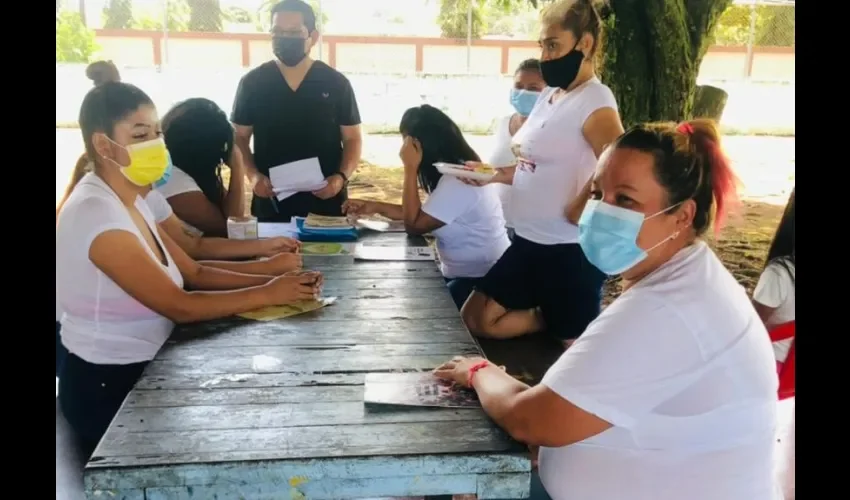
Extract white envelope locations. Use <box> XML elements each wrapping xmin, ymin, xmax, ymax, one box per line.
<box><xmin>268</xmin><ymin>157</ymin><xmax>328</xmax><ymax>201</ymax></box>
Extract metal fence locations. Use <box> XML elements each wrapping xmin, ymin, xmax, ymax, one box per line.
<box><xmin>713</xmin><ymin>0</ymin><xmax>795</xmax><ymax>79</ymax></box>
<box><xmin>57</xmin><ymin>0</ymin><xmax>794</xmax><ymax>78</ymax></box>
<box><xmin>56</xmin><ymin>0</ymin><xmax>795</xmax><ymax>135</ymax></box>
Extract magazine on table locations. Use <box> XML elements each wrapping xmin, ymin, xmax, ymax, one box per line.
<box><xmin>363</xmin><ymin>372</ymin><xmax>480</xmax><ymax>408</ymax></box>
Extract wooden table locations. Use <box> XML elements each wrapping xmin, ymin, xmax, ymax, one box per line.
<box><xmin>84</xmin><ymin>232</ymin><xmax>531</xmax><ymax>499</ymax></box>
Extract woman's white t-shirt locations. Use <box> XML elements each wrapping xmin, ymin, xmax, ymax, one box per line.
<box><xmin>511</xmin><ymin>79</ymin><xmax>618</xmax><ymax>245</ymax></box>
<box><xmin>56</xmin><ymin>190</ymin><xmax>176</xmax><ymax>324</ymax></box>
<box><xmin>753</xmin><ymin>259</ymin><xmax>795</xmax><ymax>362</ymax></box>
<box><xmin>422</xmin><ymin>176</ymin><xmax>510</xmax><ymax>279</ymax></box>
<box><xmin>538</xmin><ymin>242</ymin><xmax>779</xmax><ymax>500</ymax></box>
<box><xmin>56</xmin><ymin>174</ymin><xmax>184</xmax><ymax>365</ymax></box>
<box><xmin>488</xmin><ymin>115</ymin><xmax>518</xmax><ymax>228</ymax></box>
<box><xmin>155</xmin><ymin>166</ymin><xmax>204</xmax><ymax>235</ymax></box>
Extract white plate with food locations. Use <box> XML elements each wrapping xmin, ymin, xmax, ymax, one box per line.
<box><xmin>433</xmin><ymin>162</ymin><xmax>497</xmax><ymax>182</ymax></box>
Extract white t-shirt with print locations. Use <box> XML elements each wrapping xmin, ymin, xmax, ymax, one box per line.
<box><xmin>488</xmin><ymin>115</ymin><xmax>518</xmax><ymax>228</ymax></box>
<box><xmin>155</xmin><ymin>166</ymin><xmax>204</xmax><ymax>235</ymax></box>
<box><xmin>538</xmin><ymin>242</ymin><xmax>779</xmax><ymax>500</ymax></box>
<box><xmin>753</xmin><ymin>259</ymin><xmax>795</xmax><ymax>362</ymax></box>
<box><xmin>56</xmin><ymin>173</ymin><xmax>184</xmax><ymax>365</ymax></box>
<box><xmin>422</xmin><ymin>176</ymin><xmax>510</xmax><ymax>279</ymax></box>
<box><xmin>511</xmin><ymin>79</ymin><xmax>618</xmax><ymax>245</ymax></box>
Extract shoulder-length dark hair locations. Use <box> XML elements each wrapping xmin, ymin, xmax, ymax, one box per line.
<box><xmin>398</xmin><ymin>105</ymin><xmax>481</xmax><ymax>193</ymax></box>
<box><xmin>764</xmin><ymin>187</ymin><xmax>795</xmax><ymax>283</ymax></box>
<box><xmin>161</xmin><ymin>98</ymin><xmax>233</xmax><ymax>210</ymax></box>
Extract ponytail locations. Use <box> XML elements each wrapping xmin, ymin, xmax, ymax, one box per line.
<box><xmin>675</xmin><ymin>119</ymin><xmax>740</xmax><ymax>234</ymax></box>
<box><xmin>56</xmin><ymin>153</ymin><xmax>93</xmax><ymax>221</ymax></box>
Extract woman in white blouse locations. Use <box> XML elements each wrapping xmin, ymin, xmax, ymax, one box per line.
<box><xmin>436</xmin><ymin>119</ymin><xmax>778</xmax><ymax>500</ymax></box>
<box><xmin>344</xmin><ymin>105</ymin><xmax>510</xmax><ymax>309</ymax></box>
<box><xmin>56</xmin><ymin>81</ymin><xmax>322</xmax><ymax>456</ymax></box>
<box><xmin>462</xmin><ymin>0</ymin><xmax>624</xmax><ymax>346</ymax></box>
<box><xmin>488</xmin><ymin>58</ymin><xmax>546</xmax><ymax>238</ymax></box>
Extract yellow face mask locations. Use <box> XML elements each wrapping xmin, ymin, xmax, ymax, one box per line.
<box><xmin>108</xmin><ymin>137</ymin><xmax>170</xmax><ymax>186</ymax></box>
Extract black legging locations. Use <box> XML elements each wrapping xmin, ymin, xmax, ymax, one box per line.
<box><xmin>57</xmin><ymin>350</ymin><xmax>147</xmax><ymax>456</ymax></box>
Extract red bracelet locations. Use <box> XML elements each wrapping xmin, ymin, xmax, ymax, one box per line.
<box><xmin>467</xmin><ymin>360</ymin><xmax>490</xmax><ymax>388</ymax></box>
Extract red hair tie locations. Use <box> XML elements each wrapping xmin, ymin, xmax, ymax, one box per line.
<box><xmin>677</xmin><ymin>122</ymin><xmax>694</xmax><ymax>135</ymax></box>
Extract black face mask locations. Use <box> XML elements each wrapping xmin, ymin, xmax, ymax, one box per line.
<box><xmin>273</xmin><ymin>37</ymin><xmax>308</xmax><ymax>67</ymax></box>
<box><xmin>540</xmin><ymin>44</ymin><xmax>585</xmax><ymax>89</ymax></box>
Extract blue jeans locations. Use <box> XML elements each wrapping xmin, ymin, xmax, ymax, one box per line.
<box><xmin>444</xmin><ymin>277</ymin><xmax>483</xmax><ymax>310</ymax></box>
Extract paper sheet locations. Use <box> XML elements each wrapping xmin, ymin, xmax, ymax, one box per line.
<box><xmin>300</xmin><ymin>242</ymin><xmax>354</xmax><ymax>255</ymax></box>
<box><xmin>355</xmin><ymin>218</ymin><xmax>407</xmax><ymax>233</ymax></box>
<box><xmin>237</xmin><ymin>297</ymin><xmax>337</xmax><ymax>321</ymax></box>
<box><xmin>354</xmin><ymin>244</ymin><xmax>435</xmax><ymax>261</ymax></box>
<box><xmin>258</xmin><ymin>222</ymin><xmax>298</xmax><ymax>239</ymax></box>
<box><xmin>268</xmin><ymin>157</ymin><xmax>328</xmax><ymax>201</ymax></box>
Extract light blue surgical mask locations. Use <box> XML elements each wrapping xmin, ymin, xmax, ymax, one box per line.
<box><xmin>510</xmin><ymin>89</ymin><xmax>540</xmax><ymax>117</ymax></box>
<box><xmin>153</xmin><ymin>150</ymin><xmax>174</xmax><ymax>188</ymax></box>
<box><xmin>578</xmin><ymin>199</ymin><xmax>683</xmax><ymax>276</ymax></box>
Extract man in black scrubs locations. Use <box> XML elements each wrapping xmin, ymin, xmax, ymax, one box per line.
<box><xmin>232</xmin><ymin>0</ymin><xmax>362</xmax><ymax>222</ymax></box>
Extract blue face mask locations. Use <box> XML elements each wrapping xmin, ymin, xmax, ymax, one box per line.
<box><xmin>510</xmin><ymin>89</ymin><xmax>540</xmax><ymax>117</ymax></box>
<box><xmin>578</xmin><ymin>199</ymin><xmax>682</xmax><ymax>276</ymax></box>
<box><xmin>153</xmin><ymin>150</ymin><xmax>174</xmax><ymax>188</ymax></box>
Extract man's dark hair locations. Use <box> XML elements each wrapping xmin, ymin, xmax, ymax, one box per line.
<box><xmin>271</xmin><ymin>0</ymin><xmax>317</xmax><ymax>33</ymax></box>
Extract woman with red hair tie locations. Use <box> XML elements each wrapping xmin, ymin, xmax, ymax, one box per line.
<box><xmin>435</xmin><ymin>119</ymin><xmax>779</xmax><ymax>500</ymax></box>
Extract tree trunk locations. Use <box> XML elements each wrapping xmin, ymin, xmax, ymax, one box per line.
<box><xmin>600</xmin><ymin>0</ymin><xmax>732</xmax><ymax>128</ymax></box>
<box><xmin>78</xmin><ymin>0</ymin><xmax>87</xmax><ymax>26</ymax></box>
<box><xmin>693</xmin><ymin>85</ymin><xmax>729</xmax><ymax>121</ymax></box>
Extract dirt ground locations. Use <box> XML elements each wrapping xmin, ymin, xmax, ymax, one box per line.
<box><xmin>345</xmin><ymin>163</ymin><xmax>785</xmax><ymax>303</ymax></box>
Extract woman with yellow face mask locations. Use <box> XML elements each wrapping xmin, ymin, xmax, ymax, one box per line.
<box><xmin>55</xmin><ymin>81</ymin><xmax>324</xmax><ymax>457</ymax></box>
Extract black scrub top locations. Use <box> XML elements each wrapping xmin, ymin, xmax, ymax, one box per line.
<box><xmin>231</xmin><ymin>61</ymin><xmax>361</xmax><ymax>222</ymax></box>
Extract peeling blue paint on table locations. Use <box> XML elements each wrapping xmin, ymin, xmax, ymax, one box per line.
<box><xmin>84</xmin><ymin>232</ymin><xmax>531</xmax><ymax>499</ymax></box>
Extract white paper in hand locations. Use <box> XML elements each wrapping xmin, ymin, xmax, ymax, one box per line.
<box><xmin>268</xmin><ymin>157</ymin><xmax>328</xmax><ymax>201</ymax></box>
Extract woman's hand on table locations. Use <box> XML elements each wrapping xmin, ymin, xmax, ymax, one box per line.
<box><xmin>433</xmin><ymin>355</ymin><xmax>505</xmax><ymax>387</ymax></box>
<box><xmin>342</xmin><ymin>199</ymin><xmax>378</xmax><ymax>217</ymax></box>
<box><xmin>258</xmin><ymin>236</ymin><xmax>301</xmax><ymax>257</ymax></box>
<box><xmin>262</xmin><ymin>252</ymin><xmax>303</xmax><ymax>275</ymax></box>
<box><xmin>264</xmin><ymin>271</ymin><xmax>323</xmax><ymax>304</ymax></box>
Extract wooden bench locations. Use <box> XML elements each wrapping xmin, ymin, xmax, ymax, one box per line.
<box><xmin>83</xmin><ymin>232</ymin><xmax>532</xmax><ymax>499</ymax></box>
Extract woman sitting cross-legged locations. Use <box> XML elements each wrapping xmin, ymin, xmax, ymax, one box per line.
<box><xmin>343</xmin><ymin>105</ymin><xmax>510</xmax><ymax>309</ymax></box>
<box><xmin>434</xmin><ymin>120</ymin><xmax>779</xmax><ymax>500</ymax></box>
<box><xmin>56</xmin><ymin>81</ymin><xmax>323</xmax><ymax>457</ymax></box>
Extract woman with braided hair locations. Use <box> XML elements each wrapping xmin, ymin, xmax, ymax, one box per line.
<box><xmin>157</xmin><ymin>98</ymin><xmax>247</xmax><ymax>237</ymax></box>
<box><xmin>435</xmin><ymin>120</ymin><xmax>778</xmax><ymax>500</ymax></box>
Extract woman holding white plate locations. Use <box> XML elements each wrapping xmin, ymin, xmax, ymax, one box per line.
<box><xmin>461</xmin><ymin>0</ymin><xmax>624</xmax><ymax>346</ymax></box>
<box><xmin>344</xmin><ymin>105</ymin><xmax>509</xmax><ymax>309</ymax></box>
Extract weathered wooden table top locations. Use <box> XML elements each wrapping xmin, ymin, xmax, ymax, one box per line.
<box><xmin>84</xmin><ymin>232</ymin><xmax>531</xmax><ymax>500</ymax></box>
